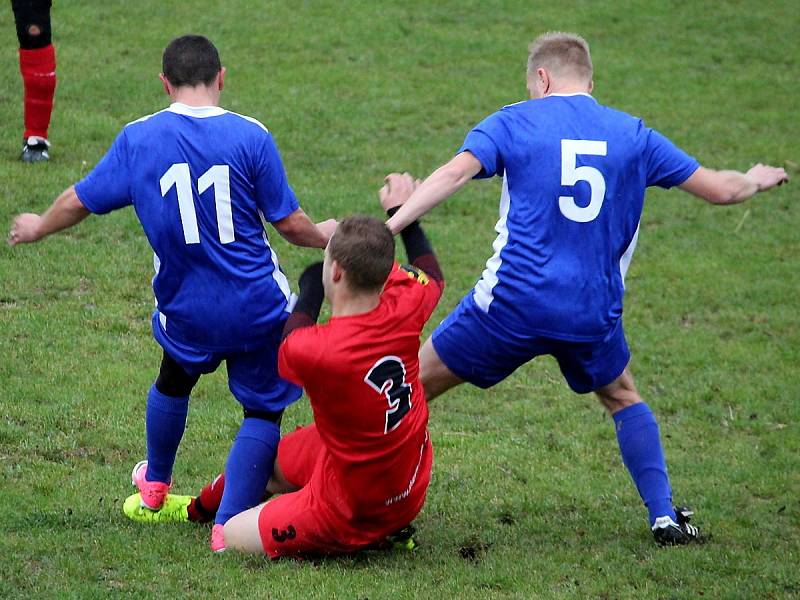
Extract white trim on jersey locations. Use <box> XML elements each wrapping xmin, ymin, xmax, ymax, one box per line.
<box><xmin>546</xmin><ymin>92</ymin><xmax>596</xmax><ymax>101</ymax></box>
<box><xmin>257</xmin><ymin>210</ymin><xmax>294</xmax><ymax>312</ymax></box>
<box><xmin>261</xmin><ymin>228</ymin><xmax>293</xmax><ymax>311</ymax></box>
<box><xmin>619</xmin><ymin>223</ymin><xmax>640</xmax><ymax>287</ymax></box>
<box><xmin>152</xmin><ymin>252</ymin><xmax>167</xmax><ymax>329</ymax></box>
<box><xmin>152</xmin><ymin>252</ymin><xmax>161</xmax><ymax>305</ymax></box>
<box><xmin>473</xmin><ymin>174</ymin><xmax>511</xmax><ymax>312</ymax></box>
<box><xmin>166</xmin><ymin>103</ymin><xmax>226</xmax><ymax>118</ymax></box>
<box><xmin>227</xmin><ymin>111</ymin><xmax>270</xmax><ymax>133</ymax></box>
<box><xmin>126</xmin><ymin>108</ymin><xmax>169</xmax><ymax>127</ymax></box>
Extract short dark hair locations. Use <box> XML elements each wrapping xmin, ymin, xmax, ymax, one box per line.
<box><xmin>328</xmin><ymin>216</ymin><xmax>395</xmax><ymax>293</ymax></box>
<box><xmin>162</xmin><ymin>35</ymin><xmax>221</xmax><ymax>88</ymax></box>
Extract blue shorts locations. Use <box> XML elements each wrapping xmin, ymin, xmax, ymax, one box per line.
<box><xmin>152</xmin><ymin>313</ymin><xmax>302</xmax><ymax>412</ymax></box>
<box><xmin>431</xmin><ymin>294</ymin><xmax>630</xmax><ymax>394</ymax></box>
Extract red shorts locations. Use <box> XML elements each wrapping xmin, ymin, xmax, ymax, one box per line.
<box><xmin>257</xmin><ymin>424</ymin><xmax>431</xmax><ymax>558</ymax></box>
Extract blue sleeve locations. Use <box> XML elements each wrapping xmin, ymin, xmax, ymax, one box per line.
<box><xmin>457</xmin><ymin>111</ymin><xmax>508</xmax><ymax>180</ymax></box>
<box><xmin>254</xmin><ymin>133</ymin><xmax>300</xmax><ymax>222</ymax></box>
<box><xmin>74</xmin><ymin>130</ymin><xmax>133</xmax><ymax>214</ymax></box>
<box><xmin>644</xmin><ymin>128</ymin><xmax>700</xmax><ymax>189</ymax></box>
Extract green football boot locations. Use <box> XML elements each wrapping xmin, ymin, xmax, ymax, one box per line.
<box><xmin>123</xmin><ymin>492</ymin><xmax>193</xmax><ymax>524</ymax></box>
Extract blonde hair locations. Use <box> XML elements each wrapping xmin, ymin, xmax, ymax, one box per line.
<box><xmin>527</xmin><ymin>32</ymin><xmax>593</xmax><ymax>84</ymax></box>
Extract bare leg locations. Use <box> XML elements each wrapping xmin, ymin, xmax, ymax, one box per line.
<box><xmin>419</xmin><ymin>337</ymin><xmax>464</xmax><ymax>401</ymax></box>
<box><xmin>266</xmin><ymin>459</ymin><xmax>300</xmax><ymax>496</ymax></box>
<box><xmin>593</xmin><ymin>365</ymin><xmax>642</xmax><ymax>414</ymax></box>
<box><xmin>224</xmin><ymin>503</ymin><xmax>267</xmax><ymax>554</ymax></box>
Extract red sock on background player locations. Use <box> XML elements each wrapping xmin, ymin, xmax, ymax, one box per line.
<box><xmin>19</xmin><ymin>43</ymin><xmax>56</xmax><ymax>141</ymax></box>
<box><xmin>187</xmin><ymin>473</ymin><xmax>225</xmax><ymax>523</ymax></box>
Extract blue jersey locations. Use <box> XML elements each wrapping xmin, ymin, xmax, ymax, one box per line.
<box><xmin>75</xmin><ymin>103</ymin><xmax>300</xmax><ymax>352</ymax></box>
<box><xmin>460</xmin><ymin>93</ymin><xmax>699</xmax><ymax>341</ymax></box>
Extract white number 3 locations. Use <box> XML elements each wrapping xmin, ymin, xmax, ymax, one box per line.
<box><xmin>558</xmin><ymin>139</ymin><xmax>607</xmax><ymax>223</ymax></box>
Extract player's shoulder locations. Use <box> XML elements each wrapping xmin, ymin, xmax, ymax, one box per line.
<box><xmin>482</xmin><ymin>99</ymin><xmax>531</xmax><ymax>123</ymax></box>
<box><xmin>119</xmin><ymin>107</ymin><xmax>172</xmax><ymax>138</ymax></box>
<box><xmin>218</xmin><ymin>110</ymin><xmax>277</xmax><ymax>144</ymax></box>
<box><xmin>383</xmin><ymin>263</ymin><xmax>439</xmax><ymax>302</ymax></box>
<box><xmin>282</xmin><ymin>322</ymin><xmax>329</xmax><ymax>366</ymax></box>
<box><xmin>500</xmin><ymin>99</ymin><xmax>532</xmax><ymax>112</ymax></box>
<box><xmin>225</xmin><ymin>110</ymin><xmax>271</xmax><ymax>133</ymax></box>
<box><xmin>597</xmin><ymin>101</ymin><xmax>642</xmax><ymax>125</ymax></box>
<box><xmin>285</xmin><ymin>321</ymin><xmax>325</xmax><ymax>347</ymax></box>
<box><xmin>395</xmin><ymin>263</ymin><xmax>433</xmax><ymax>286</ymax></box>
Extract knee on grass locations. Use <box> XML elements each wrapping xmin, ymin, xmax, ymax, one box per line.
<box><xmin>223</xmin><ymin>507</ymin><xmax>266</xmax><ymax>554</ymax></box>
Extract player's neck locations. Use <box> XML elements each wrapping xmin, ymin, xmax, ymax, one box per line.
<box><xmin>536</xmin><ymin>77</ymin><xmax>592</xmax><ymax>98</ymax></box>
<box><xmin>169</xmin><ymin>87</ymin><xmax>220</xmax><ymax>108</ymax></box>
<box><xmin>330</xmin><ymin>291</ymin><xmax>381</xmax><ymax>318</ymax></box>
<box><xmin>543</xmin><ymin>85</ymin><xmax>591</xmax><ymax>97</ymax></box>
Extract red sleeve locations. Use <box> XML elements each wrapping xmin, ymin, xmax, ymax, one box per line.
<box><xmin>418</xmin><ymin>276</ymin><xmax>443</xmax><ymax>322</ymax></box>
<box><xmin>278</xmin><ymin>327</ymin><xmax>319</xmax><ymax>387</ymax></box>
<box><xmin>385</xmin><ymin>263</ymin><xmax>443</xmax><ymax>324</ymax></box>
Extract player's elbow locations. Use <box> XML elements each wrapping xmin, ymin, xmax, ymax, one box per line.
<box><xmin>273</xmin><ymin>209</ymin><xmax>312</xmax><ymax>244</ymax></box>
<box><xmin>442</xmin><ymin>158</ymin><xmax>477</xmax><ymax>188</ymax></box>
<box><xmin>66</xmin><ymin>187</ymin><xmax>90</xmax><ymax>213</ymax></box>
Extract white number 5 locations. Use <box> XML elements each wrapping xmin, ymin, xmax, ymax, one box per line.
<box><xmin>559</xmin><ymin>139</ymin><xmax>607</xmax><ymax>223</ymax></box>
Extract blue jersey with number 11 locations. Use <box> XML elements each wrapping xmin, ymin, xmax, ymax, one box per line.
<box><xmin>75</xmin><ymin>103</ymin><xmax>299</xmax><ymax>352</ymax></box>
<box><xmin>461</xmin><ymin>93</ymin><xmax>700</xmax><ymax>342</ymax></box>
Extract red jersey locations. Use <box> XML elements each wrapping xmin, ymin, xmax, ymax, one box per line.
<box><xmin>278</xmin><ymin>263</ymin><xmax>442</xmax><ymax>537</ymax></box>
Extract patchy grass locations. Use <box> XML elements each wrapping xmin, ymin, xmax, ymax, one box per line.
<box><xmin>1</xmin><ymin>0</ymin><xmax>798</xmax><ymax>597</ymax></box>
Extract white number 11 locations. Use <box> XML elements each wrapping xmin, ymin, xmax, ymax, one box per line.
<box><xmin>159</xmin><ymin>163</ymin><xmax>235</xmax><ymax>244</ymax></box>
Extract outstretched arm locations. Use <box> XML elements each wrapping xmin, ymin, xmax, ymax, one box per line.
<box><xmin>272</xmin><ymin>208</ymin><xmax>337</xmax><ymax>249</ymax></box>
<box><xmin>385</xmin><ymin>152</ymin><xmax>482</xmax><ymax>235</ymax></box>
<box><xmin>381</xmin><ymin>172</ymin><xmax>444</xmax><ymax>286</ymax></box>
<box><xmin>679</xmin><ymin>164</ymin><xmax>788</xmax><ymax>205</ymax></box>
<box><xmin>8</xmin><ymin>185</ymin><xmax>90</xmax><ymax>246</ymax></box>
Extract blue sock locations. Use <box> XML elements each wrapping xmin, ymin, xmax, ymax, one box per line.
<box><xmin>215</xmin><ymin>417</ymin><xmax>280</xmax><ymax>525</ymax></box>
<box><xmin>613</xmin><ymin>402</ymin><xmax>677</xmax><ymax>525</ymax></box>
<box><xmin>145</xmin><ymin>385</ymin><xmax>189</xmax><ymax>484</ymax></box>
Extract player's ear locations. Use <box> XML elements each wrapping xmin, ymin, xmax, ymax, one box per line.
<box><xmin>588</xmin><ymin>79</ymin><xmax>594</xmax><ymax>93</ymax></box>
<box><xmin>217</xmin><ymin>67</ymin><xmax>226</xmax><ymax>91</ymax></box>
<box><xmin>537</xmin><ymin>67</ymin><xmax>549</xmax><ymax>96</ymax></box>
<box><xmin>331</xmin><ymin>260</ymin><xmax>343</xmax><ymax>284</ymax></box>
<box><xmin>159</xmin><ymin>73</ymin><xmax>171</xmax><ymax>96</ymax></box>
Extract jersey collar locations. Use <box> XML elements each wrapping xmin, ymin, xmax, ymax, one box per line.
<box><xmin>545</xmin><ymin>92</ymin><xmax>596</xmax><ymax>101</ymax></box>
<box><xmin>167</xmin><ymin>102</ymin><xmax>227</xmax><ymax>118</ymax></box>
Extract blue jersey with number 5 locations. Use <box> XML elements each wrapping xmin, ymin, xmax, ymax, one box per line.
<box><xmin>460</xmin><ymin>93</ymin><xmax>699</xmax><ymax>341</ymax></box>
<box><xmin>74</xmin><ymin>103</ymin><xmax>299</xmax><ymax>351</ymax></box>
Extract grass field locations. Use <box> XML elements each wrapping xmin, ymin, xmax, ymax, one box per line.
<box><xmin>1</xmin><ymin>1</ymin><xmax>798</xmax><ymax>598</ymax></box>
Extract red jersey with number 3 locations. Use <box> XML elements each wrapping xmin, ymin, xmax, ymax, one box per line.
<box><xmin>278</xmin><ymin>263</ymin><xmax>442</xmax><ymax>539</ymax></box>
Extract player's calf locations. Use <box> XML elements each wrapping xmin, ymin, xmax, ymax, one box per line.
<box><xmin>223</xmin><ymin>504</ymin><xmax>267</xmax><ymax>554</ymax></box>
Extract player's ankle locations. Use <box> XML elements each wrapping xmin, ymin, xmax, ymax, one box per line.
<box><xmin>187</xmin><ymin>497</ymin><xmax>216</xmax><ymax>523</ymax></box>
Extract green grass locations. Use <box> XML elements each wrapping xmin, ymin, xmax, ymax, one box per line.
<box><xmin>1</xmin><ymin>0</ymin><xmax>798</xmax><ymax>597</ymax></box>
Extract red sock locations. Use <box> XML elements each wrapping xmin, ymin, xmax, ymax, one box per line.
<box><xmin>187</xmin><ymin>473</ymin><xmax>225</xmax><ymax>523</ymax></box>
<box><xmin>19</xmin><ymin>44</ymin><xmax>57</xmax><ymax>140</ymax></box>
